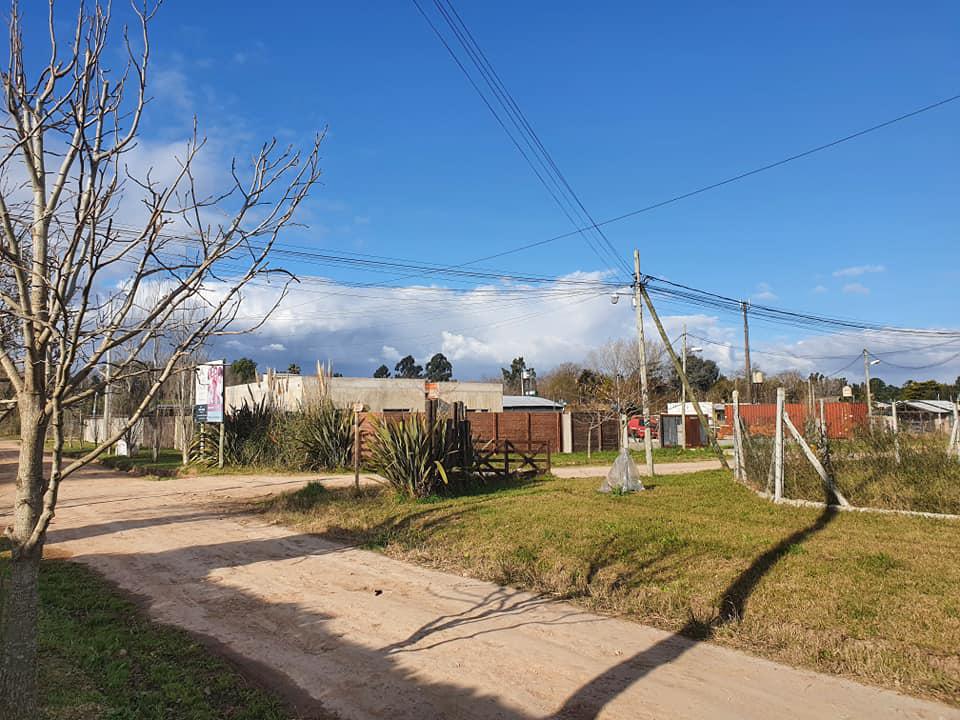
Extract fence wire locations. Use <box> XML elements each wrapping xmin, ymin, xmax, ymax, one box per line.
<box><xmin>740</xmin><ymin>414</ymin><xmax>960</xmax><ymax>515</ymax></box>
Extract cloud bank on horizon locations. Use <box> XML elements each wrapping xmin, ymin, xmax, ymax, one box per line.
<box><xmin>209</xmin><ymin>273</ymin><xmax>960</xmax><ymax>385</ymax></box>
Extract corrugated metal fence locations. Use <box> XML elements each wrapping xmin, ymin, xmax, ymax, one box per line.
<box><xmin>725</xmin><ymin>402</ymin><xmax>868</xmax><ymax>439</ymax></box>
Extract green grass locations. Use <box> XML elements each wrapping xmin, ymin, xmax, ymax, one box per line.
<box><xmin>262</xmin><ymin>471</ymin><xmax>960</xmax><ymax>706</ymax></box>
<box><xmin>551</xmin><ymin>445</ymin><xmax>719</xmax><ymax>466</ymax></box>
<box><xmin>59</xmin><ymin>442</ymin><xmax>185</xmax><ymax>476</ymax></box>
<box><xmin>742</xmin><ymin>431</ymin><xmax>960</xmax><ymax>514</ymax></box>
<box><xmin>0</xmin><ymin>548</ymin><xmax>294</xmax><ymax>720</ymax></box>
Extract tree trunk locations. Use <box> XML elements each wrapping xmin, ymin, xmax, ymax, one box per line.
<box><xmin>1</xmin><ymin>396</ymin><xmax>47</xmax><ymax>718</ymax></box>
<box><xmin>0</xmin><ymin>553</ymin><xmax>41</xmax><ymax>719</ymax></box>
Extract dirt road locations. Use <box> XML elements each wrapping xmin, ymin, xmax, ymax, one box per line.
<box><xmin>1</xmin><ymin>441</ymin><xmax>955</xmax><ymax>719</ymax></box>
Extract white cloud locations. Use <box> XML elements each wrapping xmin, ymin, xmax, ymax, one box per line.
<box><xmin>194</xmin><ymin>271</ymin><xmax>960</xmax><ymax>386</ymax></box>
<box><xmin>812</xmin><ymin>285</ymin><xmax>828</xmax><ymax>294</ymax></box>
<box><xmin>751</xmin><ymin>282</ymin><xmax>777</xmax><ymax>302</ymax></box>
<box><xmin>842</xmin><ymin>283</ymin><xmax>870</xmax><ymax>295</ymax></box>
<box><xmin>833</xmin><ymin>264</ymin><xmax>885</xmax><ymax>278</ymax></box>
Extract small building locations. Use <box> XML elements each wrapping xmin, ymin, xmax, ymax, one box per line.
<box><xmin>895</xmin><ymin>399</ymin><xmax>957</xmax><ymax>433</ymax></box>
<box><xmin>502</xmin><ymin>395</ymin><xmax>564</xmax><ymax>412</ymax></box>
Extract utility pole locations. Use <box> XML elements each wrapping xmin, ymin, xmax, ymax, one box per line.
<box><xmin>637</xmin><ymin>281</ymin><xmax>730</xmax><ymax>471</ymax></box>
<box><xmin>863</xmin><ymin>348</ymin><xmax>874</xmax><ymax>417</ymax></box>
<box><xmin>741</xmin><ymin>301</ymin><xmax>752</xmax><ymax>403</ymax></box>
<box><xmin>633</xmin><ymin>250</ymin><xmax>655</xmax><ymax>477</ymax></box>
<box><xmin>681</xmin><ymin>324</ymin><xmax>688</xmax><ymax>449</ymax></box>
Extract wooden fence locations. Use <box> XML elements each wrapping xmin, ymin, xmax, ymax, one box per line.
<box><xmin>467</xmin><ymin>411</ymin><xmax>562</xmax><ymax>453</ymax></box>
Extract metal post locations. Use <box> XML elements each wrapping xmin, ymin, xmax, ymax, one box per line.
<box><xmin>633</xmin><ymin>250</ymin><xmax>655</xmax><ymax>478</ymax></box>
<box><xmin>774</xmin><ymin>387</ymin><xmax>785</xmax><ymax>502</ymax></box>
<box><xmin>218</xmin><ymin>420</ymin><xmax>225</xmax><ymax>469</ymax></box>
<box><xmin>218</xmin><ymin>359</ymin><xmax>226</xmax><ymax>469</ymax></box>
<box><xmin>742</xmin><ymin>301</ymin><xmax>752</xmax><ymax>404</ymax></box>
<box><xmin>104</xmin><ymin>343</ymin><xmax>112</xmax><ymax>454</ymax></box>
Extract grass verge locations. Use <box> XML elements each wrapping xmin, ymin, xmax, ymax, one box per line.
<box><xmin>0</xmin><ymin>546</ymin><xmax>295</xmax><ymax>720</ymax></box>
<box><xmin>261</xmin><ymin>471</ymin><xmax>960</xmax><ymax>706</ymax></box>
<box><xmin>550</xmin><ymin>446</ymin><xmax>718</xmax><ymax>467</ymax></box>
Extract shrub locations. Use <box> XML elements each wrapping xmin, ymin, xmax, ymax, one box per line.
<box><xmin>367</xmin><ymin>414</ymin><xmax>459</xmax><ymax>499</ymax></box>
<box><xmin>295</xmin><ymin>401</ymin><xmax>354</xmax><ymax>470</ymax></box>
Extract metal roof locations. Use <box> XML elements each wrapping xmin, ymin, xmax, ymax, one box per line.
<box><xmin>902</xmin><ymin>399</ymin><xmax>956</xmax><ymax>414</ymax></box>
<box><xmin>502</xmin><ymin>395</ymin><xmax>564</xmax><ymax>410</ymax></box>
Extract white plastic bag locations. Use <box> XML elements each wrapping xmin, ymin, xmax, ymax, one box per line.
<box><xmin>599</xmin><ymin>446</ymin><xmax>644</xmax><ymax>493</ymax></box>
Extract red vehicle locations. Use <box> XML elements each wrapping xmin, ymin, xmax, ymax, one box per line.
<box><xmin>627</xmin><ymin>416</ymin><xmax>658</xmax><ymax>440</ymax></box>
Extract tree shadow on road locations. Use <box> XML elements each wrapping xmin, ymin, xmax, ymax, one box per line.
<box><xmin>72</xmin><ymin>530</ymin><xmax>552</xmax><ymax>719</ymax></box>
<box><xmin>551</xmin><ymin>503</ymin><xmax>839</xmax><ymax>719</ymax></box>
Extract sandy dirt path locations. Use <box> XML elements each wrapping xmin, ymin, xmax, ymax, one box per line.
<box><xmin>1</xmin><ymin>441</ymin><xmax>956</xmax><ymax>720</ymax></box>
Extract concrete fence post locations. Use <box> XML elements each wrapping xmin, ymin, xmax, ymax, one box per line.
<box><xmin>774</xmin><ymin>387</ymin><xmax>785</xmax><ymax>502</ymax></box>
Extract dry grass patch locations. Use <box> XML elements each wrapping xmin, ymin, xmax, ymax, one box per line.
<box><xmin>260</xmin><ymin>470</ymin><xmax>960</xmax><ymax>706</ymax></box>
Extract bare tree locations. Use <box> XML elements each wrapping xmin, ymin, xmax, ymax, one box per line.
<box><xmin>0</xmin><ymin>3</ymin><xmax>324</xmax><ymax>715</ymax></box>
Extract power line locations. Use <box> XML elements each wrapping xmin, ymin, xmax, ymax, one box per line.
<box><xmin>411</xmin><ymin>0</ymin><xmax>631</xmax><ymax>277</ymax></box>
<box><xmin>419</xmin><ymin>91</ymin><xmax>960</xmax><ymax>264</ymax></box>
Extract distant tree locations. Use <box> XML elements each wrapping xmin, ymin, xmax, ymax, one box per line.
<box><xmin>537</xmin><ymin>362</ymin><xmax>583</xmax><ymax>403</ymax></box>
<box><xmin>901</xmin><ymin>379</ymin><xmax>947</xmax><ymax>401</ymax></box>
<box><xmin>707</xmin><ymin>377</ymin><xmax>736</xmax><ymax>402</ymax></box>
<box><xmin>576</xmin><ymin>368</ymin><xmax>602</xmax><ymax>402</ymax></box>
<box><xmin>425</xmin><ymin>353</ymin><xmax>453</xmax><ymax>382</ymax></box>
<box><xmin>502</xmin><ymin>357</ymin><xmax>532</xmax><ymax>394</ymax></box>
<box><xmin>394</xmin><ymin>355</ymin><xmax>423</xmax><ymax>379</ymax></box>
<box><xmin>373</xmin><ymin>365</ymin><xmax>391</xmax><ymax>379</ymax></box>
<box><xmin>286</xmin><ymin>363</ymin><xmax>301</xmax><ymax>375</ymax></box>
<box><xmin>670</xmin><ymin>353</ymin><xmax>720</xmax><ymax>395</ymax></box>
<box><xmin>229</xmin><ymin>358</ymin><xmax>258</xmax><ymax>386</ymax></box>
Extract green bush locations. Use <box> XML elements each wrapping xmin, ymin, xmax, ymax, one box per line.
<box><xmin>367</xmin><ymin>414</ymin><xmax>461</xmax><ymax>499</ymax></box>
<box><xmin>190</xmin><ymin>398</ymin><xmax>355</xmax><ymax>472</ymax></box>
<box><xmin>295</xmin><ymin>401</ymin><xmax>354</xmax><ymax>470</ymax></box>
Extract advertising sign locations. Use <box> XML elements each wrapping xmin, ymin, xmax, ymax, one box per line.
<box><xmin>194</xmin><ymin>362</ymin><xmax>225</xmax><ymax>423</ymax></box>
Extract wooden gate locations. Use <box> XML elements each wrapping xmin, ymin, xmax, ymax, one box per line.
<box><xmin>472</xmin><ymin>439</ymin><xmax>551</xmax><ymax>477</ymax></box>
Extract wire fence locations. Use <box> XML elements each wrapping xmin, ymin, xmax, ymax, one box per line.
<box><xmin>733</xmin><ymin>391</ymin><xmax>960</xmax><ymax>516</ymax></box>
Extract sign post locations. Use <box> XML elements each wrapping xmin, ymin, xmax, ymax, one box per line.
<box><xmin>194</xmin><ymin>361</ymin><xmax>226</xmax><ymax>467</ymax></box>
<box><xmin>353</xmin><ymin>402</ymin><xmax>364</xmax><ymax>494</ymax></box>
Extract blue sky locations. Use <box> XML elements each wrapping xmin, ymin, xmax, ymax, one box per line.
<box><xmin>28</xmin><ymin>2</ymin><xmax>960</xmax><ymax>383</ymax></box>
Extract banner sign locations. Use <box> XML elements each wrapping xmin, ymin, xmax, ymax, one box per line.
<box><xmin>194</xmin><ymin>362</ymin><xmax>225</xmax><ymax>423</ymax></box>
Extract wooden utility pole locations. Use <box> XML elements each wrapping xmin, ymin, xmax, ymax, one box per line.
<box><xmin>637</xmin><ymin>281</ymin><xmax>730</xmax><ymax>470</ymax></box>
<box><xmin>863</xmin><ymin>348</ymin><xmax>874</xmax><ymax>417</ymax></box>
<box><xmin>681</xmin><ymin>323</ymin><xmax>688</xmax><ymax>449</ymax></box>
<box><xmin>633</xmin><ymin>250</ymin><xmax>655</xmax><ymax>477</ymax></box>
<box><xmin>741</xmin><ymin>301</ymin><xmax>752</xmax><ymax>403</ymax></box>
